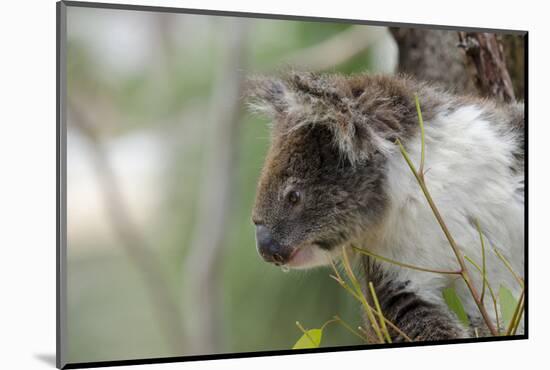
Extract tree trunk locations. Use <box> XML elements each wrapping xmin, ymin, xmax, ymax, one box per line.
<box><xmin>458</xmin><ymin>32</ymin><xmax>516</xmax><ymax>102</ymax></box>
<box><xmin>390</xmin><ymin>28</ymin><xmax>524</xmax><ymax>103</ymax></box>
<box><xmin>501</xmin><ymin>34</ymin><xmax>525</xmax><ymax>100</ymax></box>
<box><xmin>389</xmin><ymin>28</ymin><xmax>477</xmax><ymax>95</ymax></box>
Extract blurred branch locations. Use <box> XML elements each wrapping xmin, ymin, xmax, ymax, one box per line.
<box><xmin>280</xmin><ymin>26</ymin><xmax>388</xmax><ymax>71</ymax></box>
<box><xmin>155</xmin><ymin>13</ymin><xmax>178</xmax><ymax>70</ymax></box>
<box><xmin>182</xmin><ymin>20</ymin><xmax>249</xmax><ymax>354</ymax></box>
<box><xmin>458</xmin><ymin>32</ymin><xmax>516</xmax><ymax>102</ymax></box>
<box><xmin>68</xmin><ymin>100</ymin><xmax>186</xmax><ymax>353</ymax></box>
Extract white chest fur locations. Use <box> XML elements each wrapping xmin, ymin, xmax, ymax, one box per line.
<box><xmin>365</xmin><ymin>105</ymin><xmax>525</xmax><ymax>327</ymax></box>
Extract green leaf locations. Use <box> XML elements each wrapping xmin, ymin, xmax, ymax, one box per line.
<box><xmin>292</xmin><ymin>328</ymin><xmax>323</xmax><ymax>349</ymax></box>
<box><xmin>499</xmin><ymin>285</ymin><xmax>518</xmax><ymax>329</ymax></box>
<box><xmin>443</xmin><ymin>287</ymin><xmax>470</xmax><ymax>326</ymax></box>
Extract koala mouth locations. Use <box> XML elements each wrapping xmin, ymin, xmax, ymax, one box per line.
<box><xmin>284</xmin><ymin>239</ymin><xmax>343</xmax><ymax>269</ymax></box>
<box><xmin>255</xmin><ymin>223</ymin><xmax>344</xmax><ymax>269</ymax></box>
<box><xmin>286</xmin><ymin>245</ymin><xmax>316</xmax><ymax>268</ymax></box>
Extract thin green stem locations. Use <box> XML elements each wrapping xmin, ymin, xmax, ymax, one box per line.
<box><xmin>320</xmin><ymin>318</ymin><xmax>339</xmax><ymax>331</ymax></box>
<box><xmin>333</xmin><ymin>315</ymin><xmax>369</xmax><ymax>343</ymax></box>
<box><xmin>369</xmin><ymin>282</ymin><xmax>392</xmax><ymax>343</ymax></box>
<box><xmin>357</xmin><ymin>326</ymin><xmax>370</xmax><ymax>340</ymax></box>
<box><xmin>506</xmin><ymin>289</ymin><xmax>525</xmax><ymax>336</ymax></box>
<box><xmin>353</xmin><ymin>246</ymin><xmax>461</xmax><ymax>275</ymax></box>
<box><xmin>464</xmin><ymin>255</ymin><xmax>501</xmax><ymax>334</ymax></box>
<box><xmin>295</xmin><ymin>321</ymin><xmax>316</xmax><ymax>346</ymax></box>
<box><xmin>475</xmin><ymin>219</ymin><xmax>487</xmax><ymax>302</ymax></box>
<box><xmin>330</xmin><ymin>256</ymin><xmax>385</xmax><ymax>343</ymax></box>
<box><xmin>511</xmin><ymin>297</ymin><xmax>525</xmax><ymax>336</ymax></box>
<box><xmin>396</xmin><ymin>114</ymin><xmax>498</xmax><ymax>336</ymax></box>
<box><xmin>492</xmin><ymin>247</ymin><xmax>524</xmax><ymax>289</ymax></box>
<box><xmin>375</xmin><ymin>312</ymin><xmax>413</xmax><ymax>342</ymax></box>
<box><xmin>329</xmin><ymin>274</ymin><xmax>364</xmax><ymax>305</ymax></box>
<box><xmin>341</xmin><ymin>249</ymin><xmax>385</xmax><ymax>342</ymax></box>
<box><xmin>397</xmin><ymin>139</ymin><xmax>465</xmax><ymax>268</ymax></box>
<box><xmin>333</xmin><ymin>253</ymin><xmax>411</xmax><ymax>343</ymax></box>
<box><xmin>414</xmin><ymin>94</ymin><xmax>426</xmax><ymax>175</ymax></box>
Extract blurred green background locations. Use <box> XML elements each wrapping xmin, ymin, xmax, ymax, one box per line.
<box><xmin>66</xmin><ymin>5</ymin><xmax>397</xmax><ymax>364</ymax></box>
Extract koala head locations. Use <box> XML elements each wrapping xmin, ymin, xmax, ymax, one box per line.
<box><xmin>247</xmin><ymin>72</ymin><xmax>416</xmax><ymax>269</ymax></box>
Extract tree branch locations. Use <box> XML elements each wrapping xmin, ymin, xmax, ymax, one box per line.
<box><xmin>182</xmin><ymin>19</ymin><xmax>248</xmax><ymax>354</ymax></box>
<box><xmin>278</xmin><ymin>26</ymin><xmax>388</xmax><ymax>72</ymax></box>
<box><xmin>68</xmin><ymin>99</ymin><xmax>186</xmax><ymax>353</ymax></box>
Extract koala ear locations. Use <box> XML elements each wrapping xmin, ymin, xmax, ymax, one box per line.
<box><xmin>245</xmin><ymin>76</ymin><xmax>294</xmax><ymax>118</ymax></box>
<box><xmin>324</xmin><ymin>118</ymin><xmax>375</xmax><ymax>166</ymax></box>
<box><xmin>328</xmin><ymin>117</ymin><xmax>394</xmax><ymax>165</ymax></box>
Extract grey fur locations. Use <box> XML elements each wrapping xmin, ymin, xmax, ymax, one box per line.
<box><xmin>247</xmin><ymin>71</ymin><xmax>524</xmax><ymax>342</ymax></box>
<box><xmin>361</xmin><ymin>257</ymin><xmax>469</xmax><ymax>342</ymax></box>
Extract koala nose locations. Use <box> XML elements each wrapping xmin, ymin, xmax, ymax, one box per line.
<box><xmin>255</xmin><ymin>225</ymin><xmax>289</xmax><ymax>265</ymax></box>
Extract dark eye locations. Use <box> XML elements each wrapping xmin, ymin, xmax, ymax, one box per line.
<box><xmin>287</xmin><ymin>190</ymin><xmax>301</xmax><ymax>205</ymax></box>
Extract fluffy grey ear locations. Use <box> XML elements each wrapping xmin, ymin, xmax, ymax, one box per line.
<box><xmin>314</xmin><ymin>116</ymin><xmax>378</xmax><ymax>166</ymax></box>
<box><xmin>246</xmin><ymin>72</ymin><xmax>390</xmax><ymax>165</ymax></box>
<box><xmin>245</xmin><ymin>77</ymin><xmax>294</xmax><ymax>118</ymax></box>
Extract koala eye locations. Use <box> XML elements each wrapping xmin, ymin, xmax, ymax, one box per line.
<box><xmin>286</xmin><ymin>190</ymin><xmax>301</xmax><ymax>205</ymax></box>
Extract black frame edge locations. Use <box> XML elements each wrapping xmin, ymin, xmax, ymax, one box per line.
<box><xmin>62</xmin><ymin>0</ymin><xmax>527</xmax><ymax>34</ymax></box>
<box><xmin>62</xmin><ymin>335</ymin><xmax>527</xmax><ymax>369</ymax></box>
<box><xmin>523</xmin><ymin>32</ymin><xmax>529</xmax><ymax>338</ymax></box>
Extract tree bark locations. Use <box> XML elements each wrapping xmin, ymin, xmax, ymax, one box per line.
<box><xmin>390</xmin><ymin>28</ymin><xmax>477</xmax><ymax>95</ymax></box>
<box><xmin>501</xmin><ymin>34</ymin><xmax>525</xmax><ymax>100</ymax></box>
<box><xmin>390</xmin><ymin>27</ymin><xmax>524</xmax><ymax>104</ymax></box>
<box><xmin>458</xmin><ymin>32</ymin><xmax>516</xmax><ymax>102</ymax></box>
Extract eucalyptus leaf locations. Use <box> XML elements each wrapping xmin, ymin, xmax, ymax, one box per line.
<box><xmin>292</xmin><ymin>328</ymin><xmax>323</xmax><ymax>349</ymax></box>
<box><xmin>443</xmin><ymin>287</ymin><xmax>470</xmax><ymax>326</ymax></box>
<box><xmin>499</xmin><ymin>285</ymin><xmax>518</xmax><ymax>330</ymax></box>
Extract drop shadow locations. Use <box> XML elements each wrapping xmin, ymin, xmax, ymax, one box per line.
<box><xmin>34</xmin><ymin>353</ymin><xmax>56</xmax><ymax>367</ymax></box>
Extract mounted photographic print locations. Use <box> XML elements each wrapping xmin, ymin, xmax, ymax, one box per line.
<box><xmin>57</xmin><ymin>1</ymin><xmax>527</xmax><ymax>368</ymax></box>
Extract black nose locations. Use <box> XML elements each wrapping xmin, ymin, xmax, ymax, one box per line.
<box><xmin>255</xmin><ymin>225</ymin><xmax>289</xmax><ymax>265</ymax></box>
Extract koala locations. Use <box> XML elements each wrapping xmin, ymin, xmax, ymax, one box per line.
<box><xmin>247</xmin><ymin>71</ymin><xmax>524</xmax><ymax>341</ymax></box>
